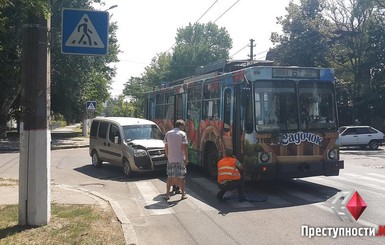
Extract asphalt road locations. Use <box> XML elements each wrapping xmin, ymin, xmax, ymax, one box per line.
<box><xmin>1</xmin><ymin>147</ymin><xmax>385</xmax><ymax>245</ymax></box>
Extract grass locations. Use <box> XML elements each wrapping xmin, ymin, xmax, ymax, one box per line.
<box><xmin>0</xmin><ymin>204</ymin><xmax>125</xmax><ymax>245</ymax></box>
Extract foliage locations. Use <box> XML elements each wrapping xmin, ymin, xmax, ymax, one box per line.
<box><xmin>169</xmin><ymin>22</ymin><xmax>232</xmax><ymax>80</ymax></box>
<box><xmin>123</xmin><ymin>76</ymin><xmax>152</xmax><ymax>117</ymax></box>
<box><xmin>269</xmin><ymin>0</ymin><xmax>332</xmax><ymax>67</ymax></box>
<box><xmin>123</xmin><ymin>22</ymin><xmax>232</xmax><ymax>116</ymax></box>
<box><xmin>325</xmin><ymin>0</ymin><xmax>385</xmax><ymax>125</ymax></box>
<box><xmin>50</xmin><ymin>0</ymin><xmax>119</xmax><ymax>123</ymax></box>
<box><xmin>143</xmin><ymin>52</ymin><xmax>173</xmax><ymax>89</ymax></box>
<box><xmin>0</xmin><ymin>0</ymin><xmax>119</xmax><ymax>135</ymax></box>
<box><xmin>0</xmin><ymin>0</ymin><xmax>38</xmax><ymax>136</ymax></box>
<box><xmin>269</xmin><ymin>0</ymin><xmax>385</xmax><ymax>128</ymax></box>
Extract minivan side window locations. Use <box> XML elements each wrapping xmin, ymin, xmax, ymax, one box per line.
<box><xmin>109</xmin><ymin>124</ymin><xmax>121</xmax><ymax>143</ymax></box>
<box><xmin>90</xmin><ymin>121</ymin><xmax>99</xmax><ymax>138</ymax></box>
<box><xmin>98</xmin><ymin>122</ymin><xmax>108</xmax><ymax>139</ymax></box>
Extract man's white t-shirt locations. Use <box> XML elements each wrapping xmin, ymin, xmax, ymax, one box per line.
<box><xmin>164</xmin><ymin>128</ymin><xmax>188</xmax><ymax>163</ymax></box>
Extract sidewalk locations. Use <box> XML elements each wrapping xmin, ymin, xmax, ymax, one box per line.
<box><xmin>0</xmin><ymin>125</ymin><xmax>134</xmax><ymax>244</ymax></box>
<box><xmin>0</xmin><ymin>124</ymin><xmax>89</xmax><ymax>152</ymax></box>
<box><xmin>0</xmin><ymin>124</ymin><xmax>92</xmax><ymax>206</ymax></box>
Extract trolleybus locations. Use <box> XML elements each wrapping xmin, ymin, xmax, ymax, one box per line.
<box><xmin>145</xmin><ymin>60</ymin><xmax>344</xmax><ymax>180</ymax></box>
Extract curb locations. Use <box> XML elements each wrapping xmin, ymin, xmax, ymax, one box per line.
<box><xmin>0</xmin><ymin>145</ymin><xmax>89</xmax><ymax>153</ymax></box>
<box><xmin>56</xmin><ymin>184</ymin><xmax>138</xmax><ymax>245</ymax></box>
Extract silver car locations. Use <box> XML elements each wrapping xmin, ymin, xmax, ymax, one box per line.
<box><xmin>336</xmin><ymin>126</ymin><xmax>385</xmax><ymax>150</ymax></box>
<box><xmin>89</xmin><ymin>117</ymin><xmax>167</xmax><ymax>176</ymax></box>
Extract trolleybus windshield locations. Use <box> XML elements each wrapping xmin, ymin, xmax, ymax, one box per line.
<box><xmin>254</xmin><ymin>80</ymin><xmax>337</xmax><ymax>132</ymax></box>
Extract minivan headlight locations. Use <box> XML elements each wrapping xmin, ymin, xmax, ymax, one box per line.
<box><xmin>134</xmin><ymin>149</ymin><xmax>147</xmax><ymax>157</ymax></box>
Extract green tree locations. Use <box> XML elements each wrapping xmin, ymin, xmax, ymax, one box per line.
<box><xmin>50</xmin><ymin>0</ymin><xmax>119</xmax><ymax>123</ymax></box>
<box><xmin>112</xmin><ymin>96</ymin><xmax>135</xmax><ymax>117</ymax></box>
<box><xmin>123</xmin><ymin>22</ymin><xmax>232</xmax><ymax>116</ymax></box>
<box><xmin>143</xmin><ymin>52</ymin><xmax>172</xmax><ymax>89</ymax></box>
<box><xmin>326</xmin><ymin>0</ymin><xmax>384</xmax><ymax>125</ymax></box>
<box><xmin>123</xmin><ymin>76</ymin><xmax>150</xmax><ymax>118</ymax></box>
<box><xmin>0</xmin><ymin>0</ymin><xmax>48</xmax><ymax>136</ymax></box>
<box><xmin>269</xmin><ymin>0</ymin><xmax>332</xmax><ymax>67</ymax></box>
<box><xmin>169</xmin><ymin>22</ymin><xmax>232</xmax><ymax>80</ymax></box>
<box><xmin>0</xmin><ymin>0</ymin><xmax>118</xmax><ymax>136</ymax></box>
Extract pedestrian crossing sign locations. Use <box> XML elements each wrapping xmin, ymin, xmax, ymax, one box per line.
<box><xmin>62</xmin><ymin>8</ymin><xmax>109</xmax><ymax>55</ymax></box>
<box><xmin>86</xmin><ymin>101</ymin><xmax>97</xmax><ymax>110</ymax></box>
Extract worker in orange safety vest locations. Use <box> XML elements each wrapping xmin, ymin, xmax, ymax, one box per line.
<box><xmin>216</xmin><ymin>148</ymin><xmax>246</xmax><ymax>202</ymax></box>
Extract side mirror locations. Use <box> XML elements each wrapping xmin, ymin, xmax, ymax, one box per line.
<box><xmin>241</xmin><ymin>87</ymin><xmax>251</xmax><ymax>107</ymax></box>
<box><xmin>114</xmin><ymin>136</ymin><xmax>120</xmax><ymax>144</ymax></box>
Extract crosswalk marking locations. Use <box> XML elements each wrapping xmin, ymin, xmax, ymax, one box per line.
<box><xmin>367</xmin><ymin>172</ymin><xmax>385</xmax><ymax>180</ymax></box>
<box><xmin>183</xmin><ymin>191</ymin><xmax>217</xmax><ymax>212</ymax></box>
<box><xmin>189</xmin><ymin>177</ymin><xmax>255</xmax><ymax>208</ymax></box>
<box><xmin>344</xmin><ymin>172</ymin><xmax>385</xmax><ymax>185</ymax></box>
<box><xmin>135</xmin><ymin>181</ymin><xmax>174</xmax><ymax>215</ymax></box>
<box><xmin>131</xmin><ymin>172</ymin><xmax>385</xmax><ymax>217</ymax></box>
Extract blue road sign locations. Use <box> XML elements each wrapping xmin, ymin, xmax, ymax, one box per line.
<box><xmin>62</xmin><ymin>8</ymin><xmax>109</xmax><ymax>55</ymax></box>
<box><xmin>86</xmin><ymin>101</ymin><xmax>97</xmax><ymax>110</ymax></box>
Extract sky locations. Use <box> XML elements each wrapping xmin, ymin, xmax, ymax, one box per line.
<box><xmin>95</xmin><ymin>0</ymin><xmax>292</xmax><ymax>97</ymax></box>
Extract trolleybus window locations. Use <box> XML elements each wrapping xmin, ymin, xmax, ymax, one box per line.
<box><xmin>155</xmin><ymin>93</ymin><xmax>164</xmax><ymax>119</ymax></box>
<box><xmin>223</xmin><ymin>88</ymin><xmax>232</xmax><ymax>132</ymax></box>
<box><xmin>164</xmin><ymin>92</ymin><xmax>174</xmax><ymax>120</ymax></box>
<box><xmin>255</xmin><ymin>81</ymin><xmax>297</xmax><ymax>132</ymax></box>
<box><xmin>298</xmin><ymin>81</ymin><xmax>337</xmax><ymax>130</ymax></box>
<box><xmin>187</xmin><ymin>85</ymin><xmax>201</xmax><ymax>121</ymax></box>
<box><xmin>202</xmin><ymin>82</ymin><xmax>220</xmax><ymax>120</ymax></box>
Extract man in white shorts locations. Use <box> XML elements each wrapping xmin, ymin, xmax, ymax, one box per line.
<box><xmin>163</xmin><ymin>119</ymin><xmax>188</xmax><ymax>200</ymax></box>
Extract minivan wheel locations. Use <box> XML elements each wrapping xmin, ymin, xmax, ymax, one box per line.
<box><xmin>123</xmin><ymin>159</ymin><xmax>132</xmax><ymax>177</ymax></box>
<box><xmin>368</xmin><ymin>140</ymin><xmax>380</xmax><ymax>150</ymax></box>
<box><xmin>91</xmin><ymin>151</ymin><xmax>102</xmax><ymax>168</ymax></box>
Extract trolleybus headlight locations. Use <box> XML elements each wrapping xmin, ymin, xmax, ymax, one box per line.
<box><xmin>134</xmin><ymin>149</ymin><xmax>147</xmax><ymax>157</ymax></box>
<box><xmin>259</xmin><ymin>152</ymin><xmax>270</xmax><ymax>163</ymax></box>
<box><xmin>328</xmin><ymin>149</ymin><xmax>337</xmax><ymax>160</ymax></box>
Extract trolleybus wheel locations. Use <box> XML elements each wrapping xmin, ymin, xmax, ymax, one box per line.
<box><xmin>205</xmin><ymin>144</ymin><xmax>219</xmax><ymax>178</ymax></box>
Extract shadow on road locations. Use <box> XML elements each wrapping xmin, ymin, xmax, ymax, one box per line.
<box><xmin>74</xmin><ymin>162</ymin><xmax>341</xmax><ymax>215</ymax></box>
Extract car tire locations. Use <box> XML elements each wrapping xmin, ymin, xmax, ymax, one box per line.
<box><xmin>91</xmin><ymin>151</ymin><xmax>102</xmax><ymax>168</ymax></box>
<box><xmin>123</xmin><ymin>158</ymin><xmax>132</xmax><ymax>177</ymax></box>
<box><xmin>368</xmin><ymin>140</ymin><xmax>380</xmax><ymax>150</ymax></box>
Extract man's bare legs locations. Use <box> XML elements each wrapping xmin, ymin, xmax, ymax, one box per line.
<box><xmin>179</xmin><ymin>177</ymin><xmax>186</xmax><ymax>199</ymax></box>
<box><xmin>165</xmin><ymin>177</ymin><xmax>172</xmax><ymax>199</ymax></box>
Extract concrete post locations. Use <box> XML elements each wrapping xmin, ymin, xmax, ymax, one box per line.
<box><xmin>19</xmin><ymin>12</ymin><xmax>51</xmax><ymax>226</ymax></box>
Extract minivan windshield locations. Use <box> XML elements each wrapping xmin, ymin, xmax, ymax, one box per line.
<box><xmin>123</xmin><ymin>125</ymin><xmax>163</xmax><ymax>141</ymax></box>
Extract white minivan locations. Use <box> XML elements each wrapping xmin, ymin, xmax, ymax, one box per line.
<box><xmin>89</xmin><ymin>117</ymin><xmax>167</xmax><ymax>176</ymax></box>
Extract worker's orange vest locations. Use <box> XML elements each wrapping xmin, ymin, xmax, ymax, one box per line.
<box><xmin>217</xmin><ymin>157</ymin><xmax>241</xmax><ymax>183</ymax></box>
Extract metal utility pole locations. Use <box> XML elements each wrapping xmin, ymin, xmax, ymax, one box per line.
<box><xmin>248</xmin><ymin>39</ymin><xmax>256</xmax><ymax>61</ymax></box>
<box><xmin>19</xmin><ymin>9</ymin><xmax>51</xmax><ymax>226</ymax></box>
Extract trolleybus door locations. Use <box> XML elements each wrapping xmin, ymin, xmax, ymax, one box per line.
<box><xmin>174</xmin><ymin>94</ymin><xmax>184</xmax><ymax>121</ymax></box>
<box><xmin>222</xmin><ymin>85</ymin><xmax>242</xmax><ymax>160</ymax></box>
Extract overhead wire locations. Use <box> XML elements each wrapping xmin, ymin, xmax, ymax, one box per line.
<box><xmin>230</xmin><ymin>43</ymin><xmax>249</xmax><ymax>58</ymax></box>
<box><xmin>166</xmin><ymin>0</ymin><xmax>221</xmax><ymax>53</ymax></box>
<box><xmin>195</xmin><ymin>0</ymin><xmax>220</xmax><ymax>23</ymax></box>
<box><xmin>214</xmin><ymin>0</ymin><xmax>240</xmax><ymax>23</ymax></box>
